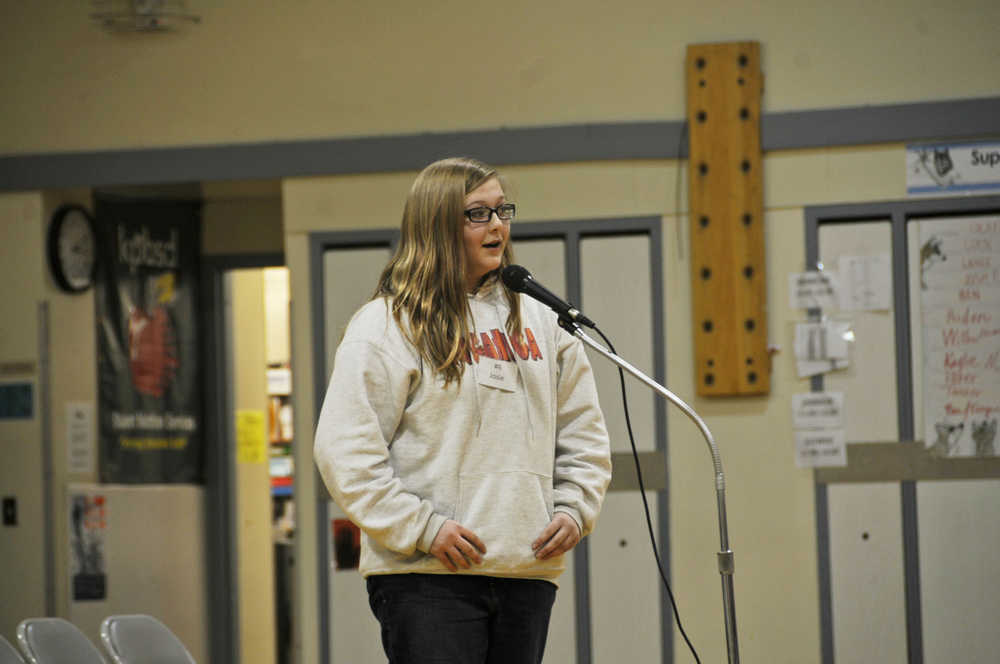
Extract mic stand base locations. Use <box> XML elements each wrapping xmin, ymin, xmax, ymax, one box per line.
<box><xmin>559</xmin><ymin>317</ymin><xmax>740</xmax><ymax>664</ymax></box>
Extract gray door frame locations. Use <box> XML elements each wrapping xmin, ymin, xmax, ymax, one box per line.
<box><xmin>309</xmin><ymin>215</ymin><xmax>669</xmax><ymax>664</ymax></box>
<box><xmin>203</xmin><ymin>252</ymin><xmax>286</xmax><ymax>664</ymax></box>
<box><xmin>804</xmin><ymin>194</ymin><xmax>1000</xmax><ymax>664</ymax></box>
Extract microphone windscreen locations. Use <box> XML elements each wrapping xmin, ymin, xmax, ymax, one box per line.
<box><xmin>500</xmin><ymin>265</ymin><xmax>531</xmax><ymax>292</ymax></box>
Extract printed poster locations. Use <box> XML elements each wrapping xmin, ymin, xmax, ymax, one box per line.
<box><xmin>95</xmin><ymin>197</ymin><xmax>203</xmax><ymax>482</ymax></box>
<box><xmin>919</xmin><ymin>215</ymin><xmax>1000</xmax><ymax>457</ymax></box>
<box><xmin>69</xmin><ymin>493</ymin><xmax>107</xmax><ymax>601</ymax></box>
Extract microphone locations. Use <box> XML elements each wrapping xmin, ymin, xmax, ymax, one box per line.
<box><xmin>500</xmin><ymin>265</ymin><xmax>596</xmax><ymax>328</ymax></box>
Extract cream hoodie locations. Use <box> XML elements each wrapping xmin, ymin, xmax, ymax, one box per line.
<box><xmin>314</xmin><ymin>282</ymin><xmax>612</xmax><ymax>581</ymax></box>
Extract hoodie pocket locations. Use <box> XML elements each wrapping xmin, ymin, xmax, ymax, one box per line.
<box><xmin>457</xmin><ymin>471</ymin><xmax>553</xmax><ymax>572</ymax></box>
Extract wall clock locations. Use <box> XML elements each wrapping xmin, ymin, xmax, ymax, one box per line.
<box><xmin>48</xmin><ymin>204</ymin><xmax>98</xmax><ymax>294</ymax></box>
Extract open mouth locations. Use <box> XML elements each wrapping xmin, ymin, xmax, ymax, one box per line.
<box><xmin>482</xmin><ymin>240</ymin><xmax>502</xmax><ymax>249</ymax></box>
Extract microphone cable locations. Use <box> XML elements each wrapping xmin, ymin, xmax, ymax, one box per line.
<box><xmin>592</xmin><ymin>324</ymin><xmax>702</xmax><ymax>664</ymax></box>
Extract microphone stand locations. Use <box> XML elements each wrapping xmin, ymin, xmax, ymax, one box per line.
<box><xmin>558</xmin><ymin>316</ymin><xmax>740</xmax><ymax>664</ymax></box>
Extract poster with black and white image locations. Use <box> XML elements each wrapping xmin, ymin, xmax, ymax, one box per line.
<box><xmin>907</xmin><ymin>141</ymin><xmax>1000</xmax><ymax>196</ymax></box>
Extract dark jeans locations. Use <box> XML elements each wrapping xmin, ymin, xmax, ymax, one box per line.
<box><xmin>366</xmin><ymin>573</ymin><xmax>557</xmax><ymax>664</ymax></box>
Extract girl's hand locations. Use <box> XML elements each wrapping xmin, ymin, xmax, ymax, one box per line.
<box><xmin>532</xmin><ymin>513</ymin><xmax>581</xmax><ymax>560</ymax></box>
<box><xmin>430</xmin><ymin>519</ymin><xmax>487</xmax><ymax>572</ymax></box>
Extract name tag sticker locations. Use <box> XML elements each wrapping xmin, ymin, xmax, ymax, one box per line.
<box><xmin>476</xmin><ymin>360</ymin><xmax>518</xmax><ymax>392</ymax></box>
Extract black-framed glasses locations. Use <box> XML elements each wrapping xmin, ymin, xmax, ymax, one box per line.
<box><xmin>464</xmin><ymin>203</ymin><xmax>516</xmax><ymax>223</ymax></box>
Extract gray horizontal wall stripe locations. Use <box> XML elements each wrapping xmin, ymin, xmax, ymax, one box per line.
<box><xmin>0</xmin><ymin>123</ymin><xmax>679</xmax><ymax>192</ymax></box>
<box><xmin>760</xmin><ymin>96</ymin><xmax>1000</xmax><ymax>150</ymax></box>
<box><xmin>2</xmin><ymin>96</ymin><xmax>999</xmax><ymax>191</ymax></box>
<box><xmin>814</xmin><ymin>442</ymin><xmax>1000</xmax><ymax>483</ymax></box>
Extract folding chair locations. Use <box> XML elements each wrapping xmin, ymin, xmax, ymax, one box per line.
<box><xmin>0</xmin><ymin>635</ymin><xmax>26</xmax><ymax>664</ymax></box>
<box><xmin>100</xmin><ymin>615</ymin><xmax>195</xmax><ymax>664</ymax></box>
<box><xmin>15</xmin><ymin>618</ymin><xmax>106</xmax><ymax>664</ymax></box>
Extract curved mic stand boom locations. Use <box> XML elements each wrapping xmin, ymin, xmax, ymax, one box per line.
<box><xmin>558</xmin><ymin>317</ymin><xmax>740</xmax><ymax>664</ymax></box>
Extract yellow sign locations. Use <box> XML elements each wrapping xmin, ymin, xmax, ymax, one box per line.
<box><xmin>236</xmin><ymin>410</ymin><xmax>267</xmax><ymax>464</ymax></box>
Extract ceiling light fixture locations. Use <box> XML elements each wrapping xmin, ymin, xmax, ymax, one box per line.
<box><xmin>91</xmin><ymin>0</ymin><xmax>200</xmax><ymax>32</ymax></box>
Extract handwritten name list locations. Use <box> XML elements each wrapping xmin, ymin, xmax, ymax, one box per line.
<box><xmin>920</xmin><ymin>215</ymin><xmax>1000</xmax><ymax>457</ymax></box>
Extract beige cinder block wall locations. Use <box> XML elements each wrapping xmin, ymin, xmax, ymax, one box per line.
<box><xmin>2</xmin><ymin>0</ymin><xmax>998</xmax><ymax>662</ymax></box>
<box><xmin>0</xmin><ymin>191</ymin><xmax>52</xmax><ymax>641</ymax></box>
<box><xmin>0</xmin><ymin>187</ymin><xmax>98</xmax><ymax>644</ymax></box>
<box><xmin>1</xmin><ymin>1</ymin><xmax>998</xmax><ymax>156</ymax></box>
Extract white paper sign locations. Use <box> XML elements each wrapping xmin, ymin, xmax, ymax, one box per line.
<box><xmin>838</xmin><ymin>254</ymin><xmax>891</xmax><ymax>311</ymax></box>
<box><xmin>794</xmin><ymin>321</ymin><xmax>851</xmax><ymax>361</ymax></box>
<box><xmin>792</xmin><ymin>392</ymin><xmax>845</xmax><ymax>429</ymax></box>
<box><xmin>266</xmin><ymin>367</ymin><xmax>292</xmax><ymax>396</ymax></box>
<box><xmin>66</xmin><ymin>402</ymin><xmax>95</xmax><ymax>474</ymax></box>
<box><xmin>795</xmin><ymin>429</ymin><xmax>847</xmax><ymax>468</ymax></box>
<box><xmin>796</xmin><ymin>358</ymin><xmax>849</xmax><ymax>379</ymax></box>
<box><xmin>789</xmin><ymin>271</ymin><xmax>839</xmax><ymax>310</ymax></box>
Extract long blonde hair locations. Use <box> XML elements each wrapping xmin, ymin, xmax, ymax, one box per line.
<box><xmin>375</xmin><ymin>157</ymin><xmax>521</xmax><ymax>385</ymax></box>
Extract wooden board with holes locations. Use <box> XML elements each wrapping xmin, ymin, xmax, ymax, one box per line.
<box><xmin>686</xmin><ymin>41</ymin><xmax>768</xmax><ymax>396</ymax></box>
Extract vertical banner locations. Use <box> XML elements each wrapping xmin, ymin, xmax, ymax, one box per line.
<box><xmin>95</xmin><ymin>198</ymin><xmax>203</xmax><ymax>482</ymax></box>
<box><xmin>919</xmin><ymin>215</ymin><xmax>1000</xmax><ymax>457</ymax></box>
